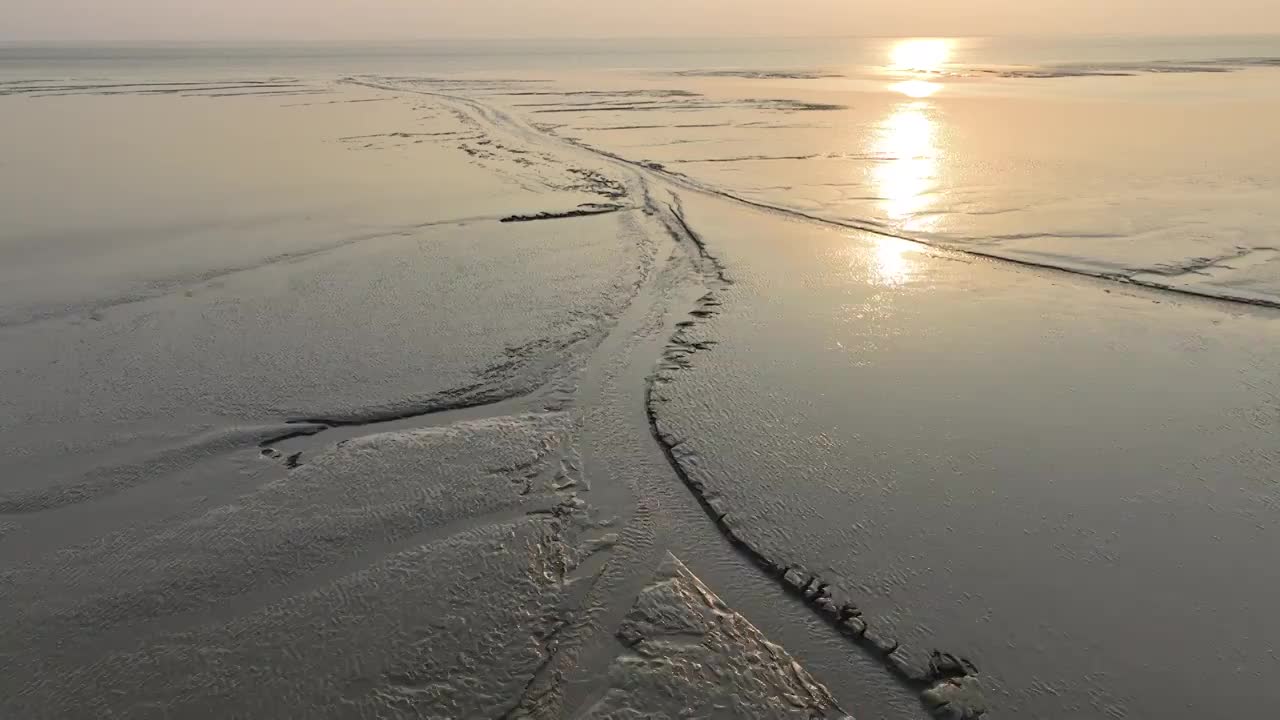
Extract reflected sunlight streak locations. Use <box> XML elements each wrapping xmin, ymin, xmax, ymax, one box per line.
<box><xmin>872</xmin><ymin>237</ymin><xmax>921</xmax><ymax>287</ymax></box>
<box><xmin>890</xmin><ymin>38</ymin><xmax>951</xmax><ymax>72</ymax></box>
<box><xmin>871</xmin><ymin>102</ymin><xmax>939</xmax><ymax>229</ymax></box>
<box><xmin>890</xmin><ymin>79</ymin><xmax>941</xmax><ymax>98</ymax></box>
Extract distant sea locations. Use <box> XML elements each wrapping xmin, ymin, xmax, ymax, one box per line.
<box><xmin>4</xmin><ymin>34</ymin><xmax>1280</xmax><ymax>75</ymax></box>
<box><xmin>4</xmin><ymin>35</ymin><xmax>1280</xmax><ymax>303</ymax></box>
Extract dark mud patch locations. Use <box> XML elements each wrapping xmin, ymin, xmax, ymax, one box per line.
<box><xmin>672</xmin><ymin>69</ymin><xmax>845</xmax><ymax>80</ymax></box>
<box><xmin>529</xmin><ymin>97</ymin><xmax>845</xmax><ymax>113</ymax></box>
<box><xmin>501</xmin><ymin>204</ymin><xmax>626</xmax><ymax>223</ymax></box>
<box><xmin>959</xmin><ymin>56</ymin><xmax>1280</xmax><ymax>79</ymax></box>
<box><xmin>502</xmin><ymin>89</ymin><xmax>701</xmax><ymax>98</ymax></box>
<box><xmin>672</xmin><ymin>154</ymin><xmax>825</xmax><ymax>164</ymax></box>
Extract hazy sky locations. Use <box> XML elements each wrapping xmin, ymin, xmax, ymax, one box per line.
<box><xmin>6</xmin><ymin>0</ymin><xmax>1279</xmax><ymax>41</ymax></box>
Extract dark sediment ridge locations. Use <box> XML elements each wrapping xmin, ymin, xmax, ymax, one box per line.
<box><xmin>645</xmin><ymin>194</ymin><xmax>989</xmax><ymax>719</ymax></box>
<box><xmin>500</xmin><ymin>204</ymin><xmax>625</xmax><ymax>223</ymax></box>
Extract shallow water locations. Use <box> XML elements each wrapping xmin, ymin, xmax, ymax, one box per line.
<box><xmin>2</xmin><ymin>37</ymin><xmax>1279</xmax><ymax>719</ymax></box>
<box><xmin>650</xmin><ymin>193</ymin><xmax>1280</xmax><ymax>718</ymax></box>
<box><xmin>5</xmin><ymin>36</ymin><xmax>1280</xmax><ymax>304</ymax></box>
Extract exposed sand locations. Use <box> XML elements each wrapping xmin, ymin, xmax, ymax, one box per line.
<box><xmin>588</xmin><ymin>554</ymin><xmax>849</xmax><ymax>719</ymax></box>
<box><xmin>1</xmin><ymin>83</ymin><xmax>888</xmax><ymax>718</ymax></box>
<box><xmin>2</xmin><ymin>63</ymin><xmax>1278</xmax><ymax>720</ymax></box>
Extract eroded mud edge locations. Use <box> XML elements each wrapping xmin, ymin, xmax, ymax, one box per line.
<box><xmin>225</xmin><ymin>82</ymin><xmax>984</xmax><ymax>716</ymax></box>
<box><xmin>363</xmin><ymin>79</ymin><xmax>991</xmax><ymax>717</ymax></box>
<box><xmin>549</xmin><ymin>119</ymin><xmax>1280</xmax><ymax>312</ymax></box>
<box><xmin>645</xmin><ymin>196</ymin><xmax>989</xmax><ymax>720</ymax></box>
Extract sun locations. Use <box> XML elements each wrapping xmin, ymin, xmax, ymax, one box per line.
<box><xmin>891</xmin><ymin>39</ymin><xmax>951</xmax><ymax>72</ymax></box>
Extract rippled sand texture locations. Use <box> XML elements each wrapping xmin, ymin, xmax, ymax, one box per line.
<box><xmin>3</xmin><ymin>51</ymin><xmax>1280</xmax><ymax>720</ymax></box>
<box><xmin>587</xmin><ymin>554</ymin><xmax>848</xmax><ymax>719</ymax></box>
<box><xmin>648</xmin><ymin>192</ymin><xmax>1280</xmax><ymax>718</ymax></box>
<box><xmin>1</xmin><ymin>85</ymin><xmax>643</xmax><ymax>512</ymax></box>
<box><xmin>0</xmin><ymin>82</ymin><xmax>879</xmax><ymax>719</ymax></box>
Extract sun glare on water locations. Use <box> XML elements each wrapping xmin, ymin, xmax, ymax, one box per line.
<box><xmin>890</xmin><ymin>79</ymin><xmax>940</xmax><ymax>98</ymax></box>
<box><xmin>872</xmin><ymin>106</ymin><xmax>938</xmax><ymax>226</ymax></box>
<box><xmin>888</xmin><ymin>39</ymin><xmax>951</xmax><ymax>97</ymax></box>
<box><xmin>891</xmin><ymin>39</ymin><xmax>951</xmax><ymax>72</ymax></box>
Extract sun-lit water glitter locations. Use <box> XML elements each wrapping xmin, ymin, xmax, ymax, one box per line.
<box><xmin>890</xmin><ymin>38</ymin><xmax>951</xmax><ymax>72</ymax></box>
<box><xmin>871</xmin><ymin>101</ymin><xmax>940</xmax><ymax>231</ymax></box>
<box><xmin>888</xmin><ymin>39</ymin><xmax>950</xmax><ymax>98</ymax></box>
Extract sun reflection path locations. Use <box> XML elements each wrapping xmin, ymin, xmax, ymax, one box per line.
<box><xmin>871</xmin><ymin>37</ymin><xmax>955</xmax><ymax>229</ymax></box>
<box><xmin>871</xmin><ymin>102</ymin><xmax>940</xmax><ymax>230</ymax></box>
<box><xmin>891</xmin><ymin>38</ymin><xmax>951</xmax><ymax>72</ymax></box>
<box><xmin>888</xmin><ymin>38</ymin><xmax>951</xmax><ymax>98</ymax></box>
<box><xmin>850</xmin><ymin>38</ymin><xmax>951</xmax><ymax>283</ymax></box>
<box><xmin>890</xmin><ymin>79</ymin><xmax>941</xmax><ymax>98</ymax></box>
<box><xmin>838</xmin><ymin>235</ymin><xmax>923</xmax><ymax>289</ymax></box>
<box><xmin>872</xmin><ymin>237</ymin><xmax>922</xmax><ymax>287</ymax></box>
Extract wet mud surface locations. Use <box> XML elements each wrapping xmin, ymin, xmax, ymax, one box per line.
<box><xmin>3</xmin><ymin>68</ymin><xmax>1278</xmax><ymax>719</ymax></box>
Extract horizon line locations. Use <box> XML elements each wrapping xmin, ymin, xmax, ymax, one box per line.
<box><xmin>3</xmin><ymin>31</ymin><xmax>1279</xmax><ymax>46</ymax></box>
